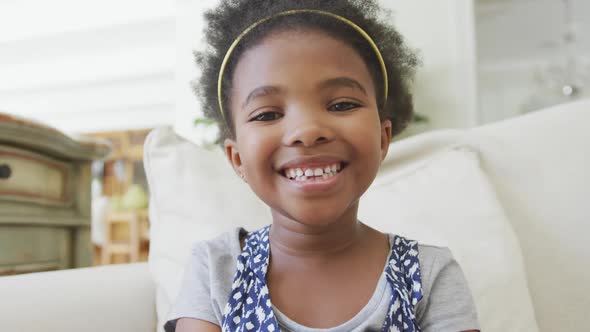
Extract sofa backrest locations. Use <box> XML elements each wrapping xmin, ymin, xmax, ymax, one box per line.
<box><xmin>468</xmin><ymin>100</ymin><xmax>590</xmax><ymax>331</ymax></box>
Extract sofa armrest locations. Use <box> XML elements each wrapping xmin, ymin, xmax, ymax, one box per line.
<box><xmin>0</xmin><ymin>263</ymin><xmax>156</xmax><ymax>332</ymax></box>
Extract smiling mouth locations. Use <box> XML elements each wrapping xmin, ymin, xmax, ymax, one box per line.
<box><xmin>279</xmin><ymin>162</ymin><xmax>348</xmax><ymax>181</ymax></box>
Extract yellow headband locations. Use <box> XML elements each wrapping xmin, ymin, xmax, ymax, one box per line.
<box><xmin>217</xmin><ymin>9</ymin><xmax>389</xmax><ymax>122</ymax></box>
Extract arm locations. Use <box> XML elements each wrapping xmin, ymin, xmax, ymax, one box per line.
<box><xmin>175</xmin><ymin>318</ymin><xmax>221</xmax><ymax>332</ymax></box>
<box><xmin>417</xmin><ymin>247</ymin><xmax>480</xmax><ymax>332</ymax></box>
<box><xmin>164</xmin><ymin>241</ymin><xmax>225</xmax><ymax>331</ymax></box>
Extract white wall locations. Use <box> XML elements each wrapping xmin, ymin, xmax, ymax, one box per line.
<box><xmin>381</xmin><ymin>0</ymin><xmax>478</xmax><ymax>129</ymax></box>
<box><xmin>0</xmin><ymin>0</ymin><xmax>175</xmax><ymax>134</ymax></box>
<box><xmin>175</xmin><ymin>0</ymin><xmax>220</xmax><ymax>142</ymax></box>
<box><xmin>475</xmin><ymin>0</ymin><xmax>590</xmax><ymax>123</ymax></box>
<box><xmin>175</xmin><ymin>0</ymin><xmax>479</xmax><ymax>142</ymax></box>
<box><xmin>478</xmin><ymin>61</ymin><xmax>590</xmax><ymax>124</ymax></box>
<box><xmin>1</xmin><ymin>0</ymin><xmax>478</xmax><ymax>136</ymax></box>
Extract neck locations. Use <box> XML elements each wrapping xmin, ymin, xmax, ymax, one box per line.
<box><xmin>268</xmin><ymin>205</ymin><xmax>367</xmax><ymax>258</ymax></box>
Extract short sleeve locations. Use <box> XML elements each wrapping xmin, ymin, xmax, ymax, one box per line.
<box><xmin>164</xmin><ymin>242</ymin><xmax>218</xmax><ymax>332</ymax></box>
<box><xmin>416</xmin><ymin>247</ymin><xmax>480</xmax><ymax>332</ymax></box>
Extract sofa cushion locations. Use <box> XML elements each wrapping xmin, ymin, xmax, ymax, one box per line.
<box><xmin>470</xmin><ymin>100</ymin><xmax>590</xmax><ymax>331</ymax></box>
<box><xmin>144</xmin><ymin>127</ymin><xmax>538</xmax><ymax>332</ymax></box>
<box><xmin>359</xmin><ymin>145</ymin><xmax>538</xmax><ymax>332</ymax></box>
<box><xmin>0</xmin><ymin>263</ymin><xmax>155</xmax><ymax>332</ymax></box>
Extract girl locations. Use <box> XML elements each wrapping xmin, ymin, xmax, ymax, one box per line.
<box><xmin>166</xmin><ymin>0</ymin><xmax>480</xmax><ymax>331</ymax></box>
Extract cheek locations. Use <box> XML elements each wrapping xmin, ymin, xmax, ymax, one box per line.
<box><xmin>351</xmin><ymin>112</ymin><xmax>382</xmax><ymax>146</ymax></box>
<box><xmin>350</xmin><ymin>113</ymin><xmax>384</xmax><ymax>171</ymax></box>
<box><xmin>237</xmin><ymin>129</ymin><xmax>278</xmax><ymax>174</ymax></box>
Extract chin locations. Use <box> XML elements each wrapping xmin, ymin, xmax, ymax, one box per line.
<box><xmin>273</xmin><ymin>202</ymin><xmax>356</xmax><ymax>229</ymax></box>
<box><xmin>292</xmin><ymin>214</ymin><xmax>342</xmax><ymax>228</ymax></box>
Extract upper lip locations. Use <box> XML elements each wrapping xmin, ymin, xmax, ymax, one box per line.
<box><xmin>277</xmin><ymin>155</ymin><xmax>347</xmax><ymax>172</ymax></box>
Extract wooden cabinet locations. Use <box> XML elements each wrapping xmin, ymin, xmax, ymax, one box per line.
<box><xmin>0</xmin><ymin>146</ymin><xmax>73</xmax><ymax>205</ymax></box>
<box><xmin>0</xmin><ymin>113</ymin><xmax>110</xmax><ymax>275</ymax></box>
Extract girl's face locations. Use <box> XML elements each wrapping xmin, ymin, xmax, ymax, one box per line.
<box><xmin>225</xmin><ymin>29</ymin><xmax>392</xmax><ymax>227</ymax></box>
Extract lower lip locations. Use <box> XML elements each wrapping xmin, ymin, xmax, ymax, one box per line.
<box><xmin>281</xmin><ymin>168</ymin><xmax>344</xmax><ymax>194</ymax></box>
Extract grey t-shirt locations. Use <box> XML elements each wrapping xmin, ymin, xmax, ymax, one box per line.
<box><xmin>165</xmin><ymin>228</ymin><xmax>480</xmax><ymax>332</ymax></box>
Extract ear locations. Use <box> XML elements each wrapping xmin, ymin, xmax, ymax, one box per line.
<box><xmin>224</xmin><ymin>138</ymin><xmax>245</xmax><ymax>179</ymax></box>
<box><xmin>380</xmin><ymin>119</ymin><xmax>393</xmax><ymax>162</ymax></box>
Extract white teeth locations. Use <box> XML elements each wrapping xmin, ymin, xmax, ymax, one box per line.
<box><xmin>284</xmin><ymin>162</ymin><xmax>344</xmax><ymax>181</ymax></box>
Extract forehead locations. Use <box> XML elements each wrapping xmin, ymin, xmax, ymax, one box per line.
<box><xmin>230</xmin><ymin>29</ymin><xmax>375</xmax><ymax>100</ymax></box>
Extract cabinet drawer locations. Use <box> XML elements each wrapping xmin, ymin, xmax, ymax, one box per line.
<box><xmin>0</xmin><ymin>225</ymin><xmax>70</xmax><ymax>269</ymax></box>
<box><xmin>0</xmin><ymin>146</ymin><xmax>72</xmax><ymax>206</ymax></box>
<box><xmin>0</xmin><ymin>261</ymin><xmax>62</xmax><ymax>276</ymax></box>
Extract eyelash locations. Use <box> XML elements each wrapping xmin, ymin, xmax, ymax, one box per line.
<box><xmin>248</xmin><ymin>101</ymin><xmax>362</xmax><ymax>122</ymax></box>
<box><xmin>249</xmin><ymin>112</ymin><xmax>283</xmax><ymax>122</ymax></box>
<box><xmin>328</xmin><ymin>101</ymin><xmax>361</xmax><ymax>112</ymax></box>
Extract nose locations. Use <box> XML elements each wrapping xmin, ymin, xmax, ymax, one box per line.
<box><xmin>282</xmin><ymin>108</ymin><xmax>335</xmax><ymax>147</ymax></box>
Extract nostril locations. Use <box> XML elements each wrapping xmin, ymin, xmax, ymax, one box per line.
<box><xmin>285</xmin><ymin>128</ymin><xmax>332</xmax><ymax>147</ymax></box>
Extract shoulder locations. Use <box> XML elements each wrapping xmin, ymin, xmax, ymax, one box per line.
<box><xmin>388</xmin><ymin>234</ymin><xmax>453</xmax><ymax>280</ymax></box>
<box><xmin>192</xmin><ymin>227</ymin><xmax>244</xmax><ymax>254</ymax></box>
<box><xmin>417</xmin><ymin>244</ymin><xmax>454</xmax><ymax>279</ymax></box>
<box><xmin>187</xmin><ymin>227</ymin><xmax>244</xmax><ymax>272</ymax></box>
<box><xmin>167</xmin><ymin>227</ymin><xmax>246</xmax><ymax>327</ymax></box>
<box><xmin>387</xmin><ymin>235</ymin><xmax>458</xmax><ymax>297</ymax></box>
<box><xmin>416</xmin><ymin>243</ymin><xmax>461</xmax><ymax>298</ymax></box>
<box><xmin>415</xmin><ymin>243</ymin><xmax>480</xmax><ymax>330</ymax></box>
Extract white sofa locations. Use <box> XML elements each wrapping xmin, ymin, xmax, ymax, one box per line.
<box><xmin>1</xmin><ymin>101</ymin><xmax>588</xmax><ymax>332</ymax></box>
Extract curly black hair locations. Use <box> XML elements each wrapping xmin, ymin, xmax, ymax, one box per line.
<box><xmin>194</xmin><ymin>0</ymin><xmax>419</xmax><ymax>142</ymax></box>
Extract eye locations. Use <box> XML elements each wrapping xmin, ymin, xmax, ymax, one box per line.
<box><xmin>328</xmin><ymin>101</ymin><xmax>361</xmax><ymax>112</ymax></box>
<box><xmin>249</xmin><ymin>111</ymin><xmax>283</xmax><ymax>122</ymax></box>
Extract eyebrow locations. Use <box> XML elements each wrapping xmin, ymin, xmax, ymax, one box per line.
<box><xmin>241</xmin><ymin>77</ymin><xmax>367</xmax><ymax>110</ymax></box>
<box><xmin>317</xmin><ymin>77</ymin><xmax>367</xmax><ymax>96</ymax></box>
<box><xmin>242</xmin><ymin>86</ymin><xmax>283</xmax><ymax>110</ymax></box>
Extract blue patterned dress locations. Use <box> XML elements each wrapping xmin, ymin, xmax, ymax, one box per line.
<box><xmin>221</xmin><ymin>225</ymin><xmax>423</xmax><ymax>332</ymax></box>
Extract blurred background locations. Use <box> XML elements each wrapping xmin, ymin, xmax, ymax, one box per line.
<box><xmin>0</xmin><ymin>0</ymin><xmax>588</xmax><ymax>271</ymax></box>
